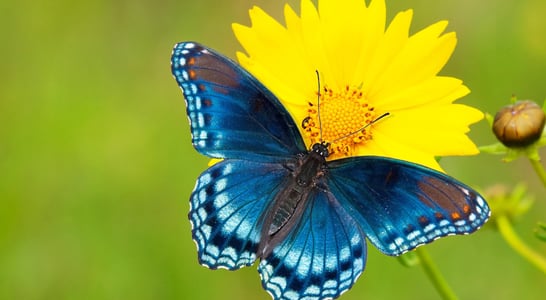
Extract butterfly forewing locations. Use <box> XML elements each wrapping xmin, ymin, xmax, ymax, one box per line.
<box><xmin>171</xmin><ymin>42</ymin><xmax>306</xmax><ymax>161</ymax></box>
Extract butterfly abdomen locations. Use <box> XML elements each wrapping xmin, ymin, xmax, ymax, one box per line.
<box><xmin>268</xmin><ymin>188</ymin><xmax>303</xmax><ymax>236</ymax></box>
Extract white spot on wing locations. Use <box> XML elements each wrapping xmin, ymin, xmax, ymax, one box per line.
<box><xmin>304</xmin><ymin>285</ymin><xmax>320</xmax><ymax>296</ymax></box>
<box><xmin>196</xmin><ymin>207</ymin><xmax>207</xmax><ymax>222</ymax></box>
<box><xmin>339</xmin><ymin>247</ymin><xmax>350</xmax><ymax>261</ymax></box>
<box><xmin>269</xmin><ymin>276</ymin><xmax>287</xmax><ymax>294</ymax></box>
<box><xmin>454</xmin><ymin>219</ymin><xmax>466</xmax><ymax>227</ymax></box>
<box><xmin>296</xmin><ymin>255</ymin><xmax>311</xmax><ymax>277</ymax></box>
<box><xmin>214</xmin><ymin>178</ymin><xmax>228</xmax><ymax>192</ymax></box>
<box><xmin>407</xmin><ymin>230</ymin><xmax>421</xmax><ymax>241</ymax></box>
<box><xmin>476</xmin><ymin>196</ymin><xmax>485</xmax><ymax>207</ymax></box>
<box><xmin>424</xmin><ymin>224</ymin><xmax>436</xmax><ymax>233</ymax></box>
<box><xmin>199</xmin><ymin>173</ymin><xmax>212</xmax><ymax>185</ymax></box>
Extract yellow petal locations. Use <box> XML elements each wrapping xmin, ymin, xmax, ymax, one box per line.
<box><xmin>362</xmin><ymin>9</ymin><xmax>412</xmax><ymax>93</ymax></box>
<box><xmin>361</xmin><ymin>128</ymin><xmax>444</xmax><ymax>172</ymax></box>
<box><xmin>370</xmin><ymin>21</ymin><xmax>456</xmax><ymax>99</ymax></box>
<box><xmin>284</xmin><ymin>4</ymin><xmax>302</xmax><ymax>38</ymax></box>
<box><xmin>375</xmin><ymin>76</ymin><xmax>470</xmax><ymax>109</ymax></box>
<box><xmin>351</xmin><ymin>0</ymin><xmax>387</xmax><ymax>86</ymax></box>
<box><xmin>377</xmin><ymin>104</ymin><xmax>483</xmax><ymax>156</ymax></box>
<box><xmin>299</xmin><ymin>0</ymin><xmax>333</xmax><ymax>86</ymax></box>
<box><xmin>318</xmin><ymin>0</ymin><xmax>370</xmax><ymax>87</ymax></box>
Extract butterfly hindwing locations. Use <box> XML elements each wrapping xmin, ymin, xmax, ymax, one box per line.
<box><xmin>258</xmin><ymin>189</ymin><xmax>367</xmax><ymax>300</ymax></box>
<box><xmin>171</xmin><ymin>42</ymin><xmax>306</xmax><ymax>161</ymax></box>
<box><xmin>190</xmin><ymin>159</ymin><xmax>294</xmax><ymax>270</ymax></box>
<box><xmin>326</xmin><ymin>156</ymin><xmax>490</xmax><ymax>256</ymax></box>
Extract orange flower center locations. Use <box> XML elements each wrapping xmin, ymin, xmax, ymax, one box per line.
<box><xmin>303</xmin><ymin>85</ymin><xmax>376</xmax><ymax>159</ymax></box>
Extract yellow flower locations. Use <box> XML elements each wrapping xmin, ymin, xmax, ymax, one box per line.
<box><xmin>232</xmin><ymin>0</ymin><xmax>483</xmax><ymax>172</ymax></box>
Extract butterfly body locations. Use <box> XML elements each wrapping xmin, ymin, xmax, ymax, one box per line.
<box><xmin>171</xmin><ymin>42</ymin><xmax>490</xmax><ymax>300</ymax></box>
<box><xmin>258</xmin><ymin>142</ymin><xmax>329</xmax><ymax>259</ymax></box>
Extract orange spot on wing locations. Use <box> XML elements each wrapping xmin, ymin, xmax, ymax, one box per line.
<box><xmin>188</xmin><ymin>70</ymin><xmax>197</xmax><ymax>80</ymax></box>
<box><xmin>463</xmin><ymin>204</ymin><xmax>470</xmax><ymax>215</ymax></box>
<box><xmin>451</xmin><ymin>212</ymin><xmax>461</xmax><ymax>220</ymax></box>
<box><xmin>418</xmin><ymin>216</ymin><xmax>429</xmax><ymax>225</ymax></box>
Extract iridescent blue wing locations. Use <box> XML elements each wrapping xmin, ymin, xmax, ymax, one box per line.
<box><xmin>258</xmin><ymin>190</ymin><xmax>367</xmax><ymax>300</ymax></box>
<box><xmin>326</xmin><ymin>157</ymin><xmax>490</xmax><ymax>256</ymax></box>
<box><xmin>171</xmin><ymin>42</ymin><xmax>306</xmax><ymax>161</ymax></box>
<box><xmin>190</xmin><ymin>159</ymin><xmax>291</xmax><ymax>269</ymax></box>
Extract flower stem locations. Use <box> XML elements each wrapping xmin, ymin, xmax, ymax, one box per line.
<box><xmin>528</xmin><ymin>157</ymin><xmax>546</xmax><ymax>188</ymax></box>
<box><xmin>415</xmin><ymin>247</ymin><xmax>458</xmax><ymax>300</ymax></box>
<box><xmin>496</xmin><ymin>214</ymin><xmax>546</xmax><ymax>275</ymax></box>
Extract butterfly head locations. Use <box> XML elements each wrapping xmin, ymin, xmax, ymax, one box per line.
<box><xmin>311</xmin><ymin>142</ymin><xmax>330</xmax><ymax>158</ymax></box>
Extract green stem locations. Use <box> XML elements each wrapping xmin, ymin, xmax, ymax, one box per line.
<box><xmin>496</xmin><ymin>214</ymin><xmax>546</xmax><ymax>275</ymax></box>
<box><xmin>415</xmin><ymin>247</ymin><xmax>458</xmax><ymax>300</ymax></box>
<box><xmin>528</xmin><ymin>157</ymin><xmax>546</xmax><ymax>188</ymax></box>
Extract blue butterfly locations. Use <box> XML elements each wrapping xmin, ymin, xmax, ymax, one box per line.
<box><xmin>171</xmin><ymin>42</ymin><xmax>490</xmax><ymax>300</ymax></box>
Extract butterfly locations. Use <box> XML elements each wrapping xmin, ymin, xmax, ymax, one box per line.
<box><xmin>171</xmin><ymin>42</ymin><xmax>490</xmax><ymax>300</ymax></box>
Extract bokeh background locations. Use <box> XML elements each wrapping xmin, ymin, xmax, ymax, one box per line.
<box><xmin>1</xmin><ymin>0</ymin><xmax>545</xmax><ymax>299</ymax></box>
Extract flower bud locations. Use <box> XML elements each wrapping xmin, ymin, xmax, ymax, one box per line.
<box><xmin>492</xmin><ymin>100</ymin><xmax>545</xmax><ymax>147</ymax></box>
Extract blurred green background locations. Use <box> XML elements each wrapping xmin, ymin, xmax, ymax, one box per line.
<box><xmin>1</xmin><ymin>0</ymin><xmax>545</xmax><ymax>299</ymax></box>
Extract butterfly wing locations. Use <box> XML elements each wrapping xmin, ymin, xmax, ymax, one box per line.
<box><xmin>258</xmin><ymin>189</ymin><xmax>367</xmax><ymax>300</ymax></box>
<box><xmin>190</xmin><ymin>159</ymin><xmax>293</xmax><ymax>270</ymax></box>
<box><xmin>171</xmin><ymin>42</ymin><xmax>306</xmax><ymax>161</ymax></box>
<box><xmin>326</xmin><ymin>157</ymin><xmax>490</xmax><ymax>256</ymax></box>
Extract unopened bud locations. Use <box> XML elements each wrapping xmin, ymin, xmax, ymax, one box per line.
<box><xmin>492</xmin><ymin>100</ymin><xmax>545</xmax><ymax>147</ymax></box>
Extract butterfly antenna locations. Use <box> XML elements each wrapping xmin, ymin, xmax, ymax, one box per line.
<box><xmin>331</xmin><ymin>112</ymin><xmax>391</xmax><ymax>144</ymax></box>
<box><xmin>315</xmin><ymin>70</ymin><xmax>324</xmax><ymax>142</ymax></box>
